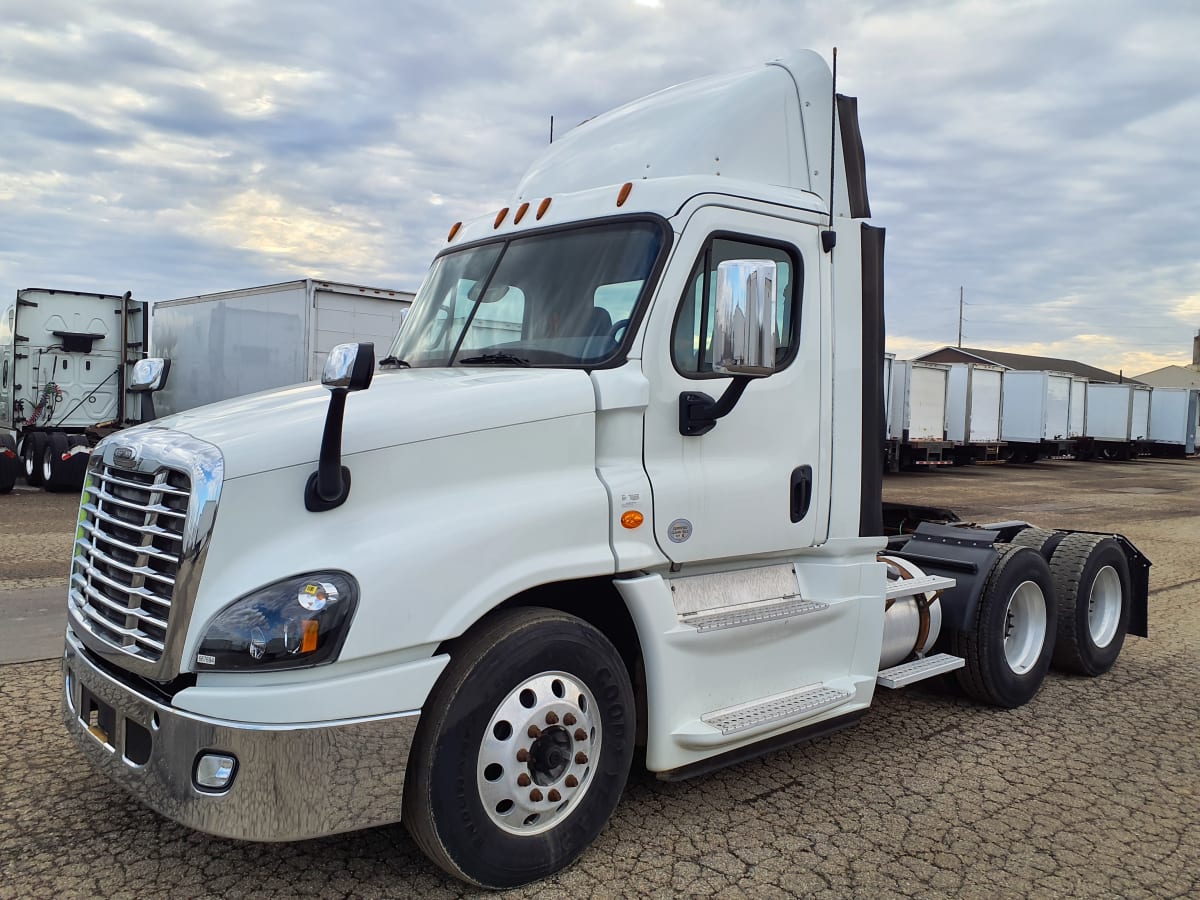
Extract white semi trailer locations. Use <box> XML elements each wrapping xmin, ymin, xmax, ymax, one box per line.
<box><xmin>1147</xmin><ymin>388</ymin><xmax>1198</xmax><ymax>455</ymax></box>
<box><xmin>886</xmin><ymin>359</ymin><xmax>953</xmax><ymax>469</ymax></box>
<box><xmin>1082</xmin><ymin>382</ymin><xmax>1153</xmax><ymax>460</ymax></box>
<box><xmin>152</xmin><ymin>279</ymin><xmax>413</xmax><ymax>419</ymax></box>
<box><xmin>999</xmin><ymin>370</ymin><xmax>1075</xmax><ymax>462</ymax></box>
<box><xmin>61</xmin><ymin>54</ymin><xmax>1150</xmax><ymax>888</ymax></box>
<box><xmin>945</xmin><ymin>362</ymin><xmax>1005</xmax><ymax>464</ymax></box>
<box><xmin>0</xmin><ymin>288</ymin><xmax>146</xmax><ymax>493</ymax></box>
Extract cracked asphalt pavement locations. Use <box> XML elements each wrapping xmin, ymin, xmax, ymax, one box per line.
<box><xmin>2</xmin><ymin>460</ymin><xmax>1198</xmax><ymax>897</ymax></box>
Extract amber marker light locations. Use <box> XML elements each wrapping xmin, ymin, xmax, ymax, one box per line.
<box><xmin>621</xmin><ymin>510</ymin><xmax>644</xmax><ymax>529</ymax></box>
<box><xmin>301</xmin><ymin>619</ymin><xmax>320</xmax><ymax>654</ymax></box>
<box><xmin>447</xmin><ymin>222</ymin><xmax>462</xmax><ymax>242</ymax></box>
<box><xmin>514</xmin><ymin>202</ymin><xmax>530</xmax><ymax>224</ymax></box>
<box><xmin>616</xmin><ymin>182</ymin><xmax>633</xmax><ymax>207</ymax></box>
<box><xmin>494</xmin><ymin>207</ymin><xmax>509</xmax><ymax>228</ymax></box>
<box><xmin>536</xmin><ymin>197</ymin><xmax>552</xmax><ymax>219</ymax></box>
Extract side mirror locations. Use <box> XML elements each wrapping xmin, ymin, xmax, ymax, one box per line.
<box><xmin>711</xmin><ymin>260</ymin><xmax>777</xmax><ymax>377</ymax></box>
<box><xmin>679</xmin><ymin>260</ymin><xmax>777</xmax><ymax>437</ymax></box>
<box><xmin>130</xmin><ymin>357</ymin><xmax>171</xmax><ymax>392</ymax></box>
<box><xmin>306</xmin><ymin>343</ymin><xmax>374</xmax><ymax>512</ymax></box>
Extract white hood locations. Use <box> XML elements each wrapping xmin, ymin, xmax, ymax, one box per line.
<box><xmin>147</xmin><ymin>367</ymin><xmax>598</xmax><ymax>479</ymax></box>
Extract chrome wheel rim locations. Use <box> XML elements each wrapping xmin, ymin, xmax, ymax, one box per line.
<box><xmin>1003</xmin><ymin>580</ymin><xmax>1047</xmax><ymax>675</ymax></box>
<box><xmin>42</xmin><ymin>447</ymin><xmax>54</xmax><ymax>482</ymax></box>
<box><xmin>477</xmin><ymin>671</ymin><xmax>600</xmax><ymax>836</ymax></box>
<box><xmin>1088</xmin><ymin>565</ymin><xmax>1122</xmax><ymax>648</ymax></box>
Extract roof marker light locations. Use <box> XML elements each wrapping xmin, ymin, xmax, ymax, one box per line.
<box><xmin>514</xmin><ymin>202</ymin><xmax>530</xmax><ymax>224</ymax></box>
<box><xmin>494</xmin><ymin>207</ymin><xmax>509</xmax><ymax>228</ymax></box>
<box><xmin>536</xmin><ymin>197</ymin><xmax>552</xmax><ymax>219</ymax></box>
<box><xmin>447</xmin><ymin>222</ymin><xmax>462</xmax><ymax>242</ymax></box>
<box><xmin>617</xmin><ymin>182</ymin><xmax>633</xmax><ymax>207</ymax></box>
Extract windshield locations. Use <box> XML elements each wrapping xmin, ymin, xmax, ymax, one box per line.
<box><xmin>387</xmin><ymin>219</ymin><xmax>666</xmax><ymax>368</ymax></box>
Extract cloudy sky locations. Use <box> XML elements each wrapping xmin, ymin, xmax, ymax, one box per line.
<box><xmin>2</xmin><ymin>0</ymin><xmax>1197</xmax><ymax>375</ymax></box>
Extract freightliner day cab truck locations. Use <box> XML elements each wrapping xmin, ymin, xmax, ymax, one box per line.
<box><xmin>62</xmin><ymin>53</ymin><xmax>1150</xmax><ymax>888</ymax></box>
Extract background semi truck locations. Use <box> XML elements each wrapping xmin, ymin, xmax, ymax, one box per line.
<box><xmin>61</xmin><ymin>53</ymin><xmax>1149</xmax><ymax>888</ymax></box>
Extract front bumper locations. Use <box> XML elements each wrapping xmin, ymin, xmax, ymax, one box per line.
<box><xmin>62</xmin><ymin>629</ymin><xmax>420</xmax><ymax>841</ymax></box>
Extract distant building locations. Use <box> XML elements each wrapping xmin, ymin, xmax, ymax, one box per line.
<box><xmin>913</xmin><ymin>346</ymin><xmax>1136</xmax><ymax>384</ymax></box>
<box><xmin>1134</xmin><ymin>331</ymin><xmax>1200</xmax><ymax>389</ymax></box>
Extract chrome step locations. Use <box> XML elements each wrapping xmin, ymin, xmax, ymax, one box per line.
<box><xmin>684</xmin><ymin>598</ymin><xmax>828</xmax><ymax>633</ymax></box>
<box><xmin>876</xmin><ymin>653</ymin><xmax>965</xmax><ymax>689</ymax></box>
<box><xmin>885</xmin><ymin>574</ymin><xmax>956</xmax><ymax>600</ymax></box>
<box><xmin>702</xmin><ymin>685</ymin><xmax>851</xmax><ymax>736</ymax></box>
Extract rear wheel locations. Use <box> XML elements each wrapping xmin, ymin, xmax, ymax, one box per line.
<box><xmin>1007</xmin><ymin>526</ymin><xmax>1058</xmax><ymax>556</ymax></box>
<box><xmin>953</xmin><ymin>545</ymin><xmax>1057</xmax><ymax>708</ymax></box>
<box><xmin>403</xmin><ymin>608</ymin><xmax>635</xmax><ymax>888</ymax></box>
<box><xmin>1049</xmin><ymin>534</ymin><xmax>1131</xmax><ymax>676</ymax></box>
<box><xmin>21</xmin><ymin>432</ymin><xmax>47</xmax><ymax>486</ymax></box>
<box><xmin>42</xmin><ymin>432</ymin><xmax>74</xmax><ymax>492</ymax></box>
<box><xmin>0</xmin><ymin>434</ymin><xmax>18</xmax><ymax>494</ymax></box>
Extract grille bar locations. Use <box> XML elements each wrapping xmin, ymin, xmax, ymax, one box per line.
<box><xmin>70</xmin><ymin>580</ymin><xmax>166</xmax><ymax>629</ymax></box>
<box><xmin>88</xmin><ymin>486</ymin><xmax>187</xmax><ymax>519</ymax></box>
<box><xmin>73</xmin><ymin>539</ymin><xmax>176</xmax><ymax>587</ymax></box>
<box><xmin>97</xmin><ymin>470</ymin><xmax>190</xmax><ymax>497</ymax></box>
<box><xmin>73</xmin><ymin>597</ymin><xmax>166</xmax><ymax>653</ymax></box>
<box><xmin>80</xmin><ymin>503</ymin><xmax>184</xmax><ymax>542</ymax></box>
<box><xmin>77</xmin><ymin>519</ymin><xmax>178</xmax><ymax>565</ymax></box>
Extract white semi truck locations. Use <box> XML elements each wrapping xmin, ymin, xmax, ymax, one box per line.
<box><xmin>61</xmin><ymin>54</ymin><xmax>1149</xmax><ymax>888</ymax></box>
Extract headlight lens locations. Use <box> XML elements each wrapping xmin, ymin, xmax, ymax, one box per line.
<box><xmin>195</xmin><ymin>572</ymin><xmax>358</xmax><ymax>671</ymax></box>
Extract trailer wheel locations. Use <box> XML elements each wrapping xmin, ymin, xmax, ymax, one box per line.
<box><xmin>952</xmin><ymin>545</ymin><xmax>1057</xmax><ymax>708</ymax></box>
<box><xmin>0</xmin><ymin>435</ymin><xmax>18</xmax><ymax>494</ymax></box>
<box><xmin>1048</xmin><ymin>534</ymin><xmax>1131</xmax><ymax>676</ymax></box>
<box><xmin>403</xmin><ymin>608</ymin><xmax>635</xmax><ymax>888</ymax></box>
<box><xmin>21</xmin><ymin>433</ymin><xmax>47</xmax><ymax>487</ymax></box>
<box><xmin>42</xmin><ymin>433</ymin><xmax>74</xmax><ymax>492</ymax></box>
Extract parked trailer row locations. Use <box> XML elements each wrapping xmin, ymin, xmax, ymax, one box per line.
<box><xmin>885</xmin><ymin>357</ymin><xmax>1198</xmax><ymax>469</ymax></box>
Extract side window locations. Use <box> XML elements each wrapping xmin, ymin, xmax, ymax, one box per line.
<box><xmin>672</xmin><ymin>237</ymin><xmax>801</xmax><ymax>377</ymax></box>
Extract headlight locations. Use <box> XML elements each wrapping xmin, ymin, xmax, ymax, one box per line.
<box><xmin>195</xmin><ymin>572</ymin><xmax>358</xmax><ymax>672</ymax></box>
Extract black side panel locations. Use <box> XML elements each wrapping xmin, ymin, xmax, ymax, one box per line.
<box><xmin>836</xmin><ymin>94</ymin><xmax>871</xmax><ymax>218</ymax></box>
<box><xmin>891</xmin><ymin>523</ymin><xmax>1001</xmax><ymax>636</ymax></box>
<box><xmin>859</xmin><ymin>224</ymin><xmax>885</xmax><ymax>537</ymax></box>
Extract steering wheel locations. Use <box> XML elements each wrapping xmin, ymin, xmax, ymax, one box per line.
<box><xmin>606</xmin><ymin>319</ymin><xmax>630</xmax><ymax>343</ymax></box>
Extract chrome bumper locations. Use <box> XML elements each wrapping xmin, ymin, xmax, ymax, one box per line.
<box><xmin>62</xmin><ymin>629</ymin><xmax>420</xmax><ymax>842</ymax></box>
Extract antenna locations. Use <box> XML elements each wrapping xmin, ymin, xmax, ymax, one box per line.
<box><xmin>958</xmin><ymin>286</ymin><xmax>964</xmax><ymax>348</ymax></box>
<box><xmin>549</xmin><ymin>115</ymin><xmax>554</xmax><ymax>144</ymax></box>
<box><xmin>828</xmin><ymin>47</ymin><xmax>837</xmax><ymax>228</ymax></box>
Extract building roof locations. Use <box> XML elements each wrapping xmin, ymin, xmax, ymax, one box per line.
<box><xmin>1133</xmin><ymin>365</ymin><xmax>1200</xmax><ymax>390</ymax></box>
<box><xmin>913</xmin><ymin>346</ymin><xmax>1140</xmax><ymax>384</ymax></box>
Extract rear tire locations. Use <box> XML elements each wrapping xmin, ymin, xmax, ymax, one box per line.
<box><xmin>0</xmin><ymin>434</ymin><xmax>18</xmax><ymax>494</ymax></box>
<box><xmin>1049</xmin><ymin>534</ymin><xmax>1131</xmax><ymax>676</ymax></box>
<box><xmin>1007</xmin><ymin>526</ymin><xmax>1058</xmax><ymax>556</ymax></box>
<box><xmin>953</xmin><ymin>545</ymin><xmax>1057</xmax><ymax>708</ymax></box>
<box><xmin>21</xmin><ymin>432</ymin><xmax>47</xmax><ymax>487</ymax></box>
<box><xmin>403</xmin><ymin>608</ymin><xmax>635</xmax><ymax>888</ymax></box>
<box><xmin>42</xmin><ymin>432</ymin><xmax>74</xmax><ymax>492</ymax></box>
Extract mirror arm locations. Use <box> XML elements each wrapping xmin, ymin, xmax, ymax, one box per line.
<box><xmin>305</xmin><ymin>389</ymin><xmax>352</xmax><ymax>511</ymax></box>
<box><xmin>678</xmin><ymin>375</ymin><xmax>752</xmax><ymax>436</ymax></box>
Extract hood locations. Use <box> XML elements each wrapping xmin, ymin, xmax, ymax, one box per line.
<box><xmin>145</xmin><ymin>367</ymin><xmax>598</xmax><ymax>479</ymax></box>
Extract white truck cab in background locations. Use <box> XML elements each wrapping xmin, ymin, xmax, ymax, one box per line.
<box><xmin>61</xmin><ymin>53</ymin><xmax>1149</xmax><ymax>888</ymax></box>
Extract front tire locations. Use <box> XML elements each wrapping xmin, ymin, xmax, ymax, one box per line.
<box><xmin>953</xmin><ymin>545</ymin><xmax>1057</xmax><ymax>708</ymax></box>
<box><xmin>1049</xmin><ymin>534</ymin><xmax>1131</xmax><ymax>676</ymax></box>
<box><xmin>403</xmin><ymin>608</ymin><xmax>635</xmax><ymax>888</ymax></box>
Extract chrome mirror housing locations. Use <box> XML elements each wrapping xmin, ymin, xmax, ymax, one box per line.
<box><xmin>129</xmin><ymin>357</ymin><xmax>171</xmax><ymax>392</ymax></box>
<box><xmin>711</xmin><ymin>260</ymin><xmax>777</xmax><ymax>377</ymax></box>
<box><xmin>321</xmin><ymin>343</ymin><xmax>375</xmax><ymax>391</ymax></box>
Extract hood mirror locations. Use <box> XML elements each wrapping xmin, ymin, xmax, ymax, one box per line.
<box><xmin>129</xmin><ymin>357</ymin><xmax>171</xmax><ymax>421</ymax></box>
<box><xmin>306</xmin><ymin>342</ymin><xmax>374</xmax><ymax>512</ymax></box>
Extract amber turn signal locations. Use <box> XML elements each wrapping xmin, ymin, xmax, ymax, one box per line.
<box><xmin>621</xmin><ymin>510</ymin><xmax>644</xmax><ymax>529</ymax></box>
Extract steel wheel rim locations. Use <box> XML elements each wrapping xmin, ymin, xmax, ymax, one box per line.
<box><xmin>477</xmin><ymin>671</ymin><xmax>600</xmax><ymax>836</ymax></box>
<box><xmin>1088</xmin><ymin>565</ymin><xmax>1122</xmax><ymax>648</ymax></box>
<box><xmin>42</xmin><ymin>447</ymin><xmax>54</xmax><ymax>482</ymax></box>
<box><xmin>24</xmin><ymin>446</ymin><xmax>36</xmax><ymax>478</ymax></box>
<box><xmin>1003</xmin><ymin>580</ymin><xmax>1047</xmax><ymax>674</ymax></box>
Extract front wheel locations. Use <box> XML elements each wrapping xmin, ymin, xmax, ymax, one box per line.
<box><xmin>403</xmin><ymin>608</ymin><xmax>635</xmax><ymax>888</ymax></box>
<box><xmin>953</xmin><ymin>545</ymin><xmax>1057</xmax><ymax>708</ymax></box>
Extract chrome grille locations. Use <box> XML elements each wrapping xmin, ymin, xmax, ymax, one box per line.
<box><xmin>70</xmin><ymin>464</ymin><xmax>191</xmax><ymax>662</ymax></box>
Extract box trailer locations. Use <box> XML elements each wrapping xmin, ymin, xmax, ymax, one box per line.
<box><xmin>945</xmin><ymin>362</ymin><xmax>1004</xmax><ymax>463</ymax></box>
<box><xmin>999</xmin><ymin>370</ymin><xmax>1074</xmax><ymax>462</ymax></box>
<box><xmin>1</xmin><ymin>288</ymin><xmax>146</xmax><ymax>493</ymax></box>
<box><xmin>1130</xmin><ymin>384</ymin><xmax>1151</xmax><ymax>443</ymax></box>
<box><xmin>1082</xmin><ymin>382</ymin><xmax>1148</xmax><ymax>460</ymax></box>
<box><xmin>1069</xmin><ymin>377</ymin><xmax>1088</xmax><ymax>439</ymax></box>
<box><xmin>1147</xmin><ymin>387</ymin><xmax>1197</xmax><ymax>455</ymax></box>
<box><xmin>887</xmin><ymin>360</ymin><xmax>952</xmax><ymax>468</ymax></box>
<box><xmin>152</xmin><ymin>279</ymin><xmax>413</xmax><ymax>418</ymax></box>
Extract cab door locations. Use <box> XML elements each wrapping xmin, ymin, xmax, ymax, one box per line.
<box><xmin>641</xmin><ymin>206</ymin><xmax>827</xmax><ymax>564</ymax></box>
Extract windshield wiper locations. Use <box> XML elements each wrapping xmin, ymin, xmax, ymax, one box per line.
<box><xmin>379</xmin><ymin>355</ymin><xmax>411</xmax><ymax>369</ymax></box>
<box><xmin>457</xmin><ymin>352</ymin><xmax>531</xmax><ymax>367</ymax></box>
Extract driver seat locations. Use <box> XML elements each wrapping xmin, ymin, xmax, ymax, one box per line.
<box><xmin>580</xmin><ymin>307</ymin><xmax>613</xmax><ymax>361</ymax></box>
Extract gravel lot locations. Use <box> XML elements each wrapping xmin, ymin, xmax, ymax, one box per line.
<box><xmin>2</xmin><ymin>460</ymin><xmax>1198</xmax><ymax>898</ymax></box>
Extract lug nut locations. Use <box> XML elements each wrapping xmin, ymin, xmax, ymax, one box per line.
<box><xmin>530</xmin><ymin>789</ymin><xmax>543</xmax><ymax>802</ymax></box>
<box><xmin>575</xmin><ymin>751</ymin><xmax>588</xmax><ymax>765</ymax></box>
<box><xmin>548</xmin><ymin>789</ymin><xmax>561</xmax><ymax>802</ymax></box>
<box><xmin>527</xmin><ymin>725</ymin><xmax>541</xmax><ymax>739</ymax></box>
<box><xmin>565</xmin><ymin>775</ymin><xmax>579</xmax><ymax>788</ymax></box>
<box><xmin>574</xmin><ymin>728</ymin><xmax>587</xmax><ymax>741</ymax></box>
<box><xmin>516</xmin><ymin>748</ymin><xmax>529</xmax><ymax>763</ymax></box>
<box><xmin>563</xmin><ymin>713</ymin><xmax>576</xmax><ymax>726</ymax></box>
<box><xmin>545</xmin><ymin>711</ymin><xmax>559</xmax><ymax>725</ymax></box>
<box><xmin>517</xmin><ymin>773</ymin><xmax>531</xmax><ymax>787</ymax></box>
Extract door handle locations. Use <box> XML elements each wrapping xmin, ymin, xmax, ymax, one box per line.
<box><xmin>790</xmin><ymin>465</ymin><xmax>812</xmax><ymax>523</ymax></box>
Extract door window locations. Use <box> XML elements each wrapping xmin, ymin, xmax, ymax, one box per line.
<box><xmin>672</xmin><ymin>237</ymin><xmax>801</xmax><ymax>377</ymax></box>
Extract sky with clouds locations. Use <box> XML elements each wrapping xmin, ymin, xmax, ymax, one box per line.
<box><xmin>1</xmin><ymin>0</ymin><xmax>1197</xmax><ymax>375</ymax></box>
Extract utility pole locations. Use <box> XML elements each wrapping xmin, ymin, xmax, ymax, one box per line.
<box><xmin>955</xmin><ymin>285</ymin><xmax>964</xmax><ymax>348</ymax></box>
